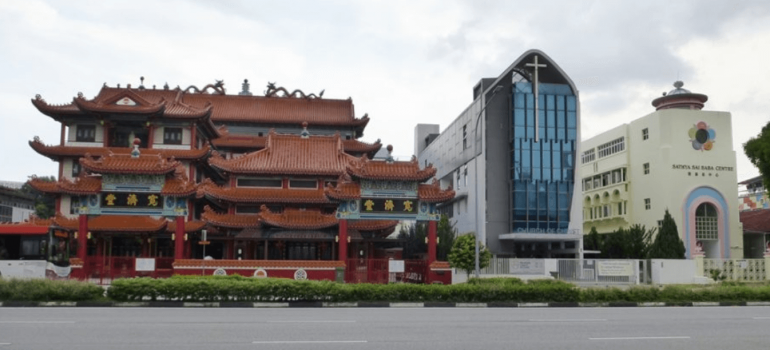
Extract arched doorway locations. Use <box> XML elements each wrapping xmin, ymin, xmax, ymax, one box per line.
<box><xmin>695</xmin><ymin>203</ymin><xmax>719</xmax><ymax>258</ymax></box>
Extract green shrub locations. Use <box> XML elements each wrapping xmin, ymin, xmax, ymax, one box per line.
<box><xmin>0</xmin><ymin>278</ymin><xmax>104</xmax><ymax>301</ymax></box>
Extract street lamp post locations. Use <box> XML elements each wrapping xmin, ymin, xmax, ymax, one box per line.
<box><xmin>473</xmin><ymin>85</ymin><xmax>504</xmax><ymax>278</ymax></box>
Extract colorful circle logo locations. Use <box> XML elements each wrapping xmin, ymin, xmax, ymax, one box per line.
<box><xmin>688</xmin><ymin>121</ymin><xmax>715</xmax><ymax>151</ymax></box>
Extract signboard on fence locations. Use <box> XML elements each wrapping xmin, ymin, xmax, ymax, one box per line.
<box><xmin>509</xmin><ymin>259</ymin><xmax>545</xmax><ymax>275</ymax></box>
<box><xmin>135</xmin><ymin>258</ymin><xmax>156</xmax><ymax>272</ymax></box>
<box><xmin>597</xmin><ymin>260</ymin><xmax>634</xmax><ymax>276</ymax></box>
<box><xmin>389</xmin><ymin>260</ymin><xmax>405</xmax><ymax>273</ymax></box>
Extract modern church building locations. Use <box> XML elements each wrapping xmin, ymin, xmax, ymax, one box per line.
<box><xmin>415</xmin><ymin>49</ymin><xmax>583</xmax><ymax>258</ymax></box>
<box><xmin>580</xmin><ymin>81</ymin><xmax>743</xmax><ymax>259</ymax></box>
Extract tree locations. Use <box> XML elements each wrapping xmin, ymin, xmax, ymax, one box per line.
<box><xmin>436</xmin><ymin>215</ymin><xmax>457</xmax><ymax>261</ymax></box>
<box><xmin>584</xmin><ymin>226</ymin><xmax>601</xmax><ymax>252</ymax></box>
<box><xmin>648</xmin><ymin>209</ymin><xmax>686</xmax><ymax>259</ymax></box>
<box><xmin>20</xmin><ymin>175</ymin><xmax>56</xmax><ymax>219</ymax></box>
<box><xmin>397</xmin><ymin>222</ymin><xmax>426</xmax><ymax>259</ymax></box>
<box><xmin>744</xmin><ymin>121</ymin><xmax>770</xmax><ymax>192</ymax></box>
<box><xmin>625</xmin><ymin>224</ymin><xmax>653</xmax><ymax>259</ymax></box>
<box><xmin>602</xmin><ymin>228</ymin><xmax>626</xmax><ymax>259</ymax></box>
<box><xmin>448</xmin><ymin>233</ymin><xmax>491</xmax><ymax>278</ymax></box>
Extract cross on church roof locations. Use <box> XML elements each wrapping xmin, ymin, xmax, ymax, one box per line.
<box><xmin>525</xmin><ymin>55</ymin><xmax>547</xmax><ymax>141</ymax></box>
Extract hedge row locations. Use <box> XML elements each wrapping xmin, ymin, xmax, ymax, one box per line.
<box><xmin>0</xmin><ymin>278</ymin><xmax>104</xmax><ymax>301</ymax></box>
<box><xmin>106</xmin><ymin>275</ymin><xmax>579</xmax><ymax>303</ymax></box>
<box><xmin>580</xmin><ymin>284</ymin><xmax>770</xmax><ymax>303</ymax></box>
<box><xmin>6</xmin><ymin>276</ymin><xmax>770</xmax><ymax>303</ymax></box>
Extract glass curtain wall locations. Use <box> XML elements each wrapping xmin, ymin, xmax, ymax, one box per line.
<box><xmin>511</xmin><ymin>82</ymin><xmax>577</xmax><ymax>233</ymax></box>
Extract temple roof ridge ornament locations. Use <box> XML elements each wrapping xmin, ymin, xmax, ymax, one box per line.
<box><xmin>183</xmin><ymin>80</ymin><xmax>226</xmax><ymax>95</ymax></box>
<box><xmin>264</xmin><ymin>82</ymin><xmax>324</xmax><ymax>99</ymax></box>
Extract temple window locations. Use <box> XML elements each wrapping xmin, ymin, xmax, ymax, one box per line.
<box><xmin>163</xmin><ymin>127</ymin><xmax>183</xmax><ymax>145</ymax></box>
<box><xmin>237</xmin><ymin>178</ymin><xmax>282</xmax><ymax>188</ymax></box>
<box><xmin>75</xmin><ymin>124</ymin><xmax>96</xmax><ymax>142</ymax></box>
<box><xmin>695</xmin><ymin>203</ymin><xmax>718</xmax><ymax>240</ymax></box>
<box><xmin>289</xmin><ymin>179</ymin><xmax>318</xmax><ymax>189</ymax></box>
<box><xmin>72</xmin><ymin>161</ymin><xmax>81</xmax><ymax>177</ymax></box>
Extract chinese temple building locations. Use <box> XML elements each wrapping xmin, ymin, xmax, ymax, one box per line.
<box><xmin>3</xmin><ymin>80</ymin><xmax>454</xmax><ymax>283</ymax></box>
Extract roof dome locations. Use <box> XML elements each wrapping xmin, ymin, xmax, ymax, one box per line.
<box><xmin>651</xmin><ymin>81</ymin><xmax>708</xmax><ymax>111</ymax></box>
<box><xmin>667</xmin><ymin>81</ymin><xmax>691</xmax><ymax>95</ymax></box>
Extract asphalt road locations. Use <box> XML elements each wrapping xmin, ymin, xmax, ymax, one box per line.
<box><xmin>1</xmin><ymin>306</ymin><xmax>769</xmax><ymax>350</ymax></box>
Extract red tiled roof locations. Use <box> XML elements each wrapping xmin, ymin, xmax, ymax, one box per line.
<box><xmin>162</xmin><ymin>177</ymin><xmax>197</xmax><ymax>196</ymax></box>
<box><xmin>0</xmin><ymin>216</ymin><xmax>53</xmax><ymax>234</ymax></box>
<box><xmin>198</xmin><ymin>179</ymin><xmax>330</xmax><ymax>204</ymax></box>
<box><xmin>211</xmin><ymin>134</ymin><xmax>267</xmax><ymax>149</ymax></box>
<box><xmin>259</xmin><ymin>206</ymin><xmax>338</xmax><ymax>230</ymax></box>
<box><xmin>29</xmin><ymin>137</ymin><xmax>211</xmax><ymax>161</ymax></box>
<box><xmin>324</xmin><ymin>177</ymin><xmax>454</xmax><ymax>204</ymax></box>
<box><xmin>52</xmin><ymin>214</ymin><xmax>167</xmax><ymax>232</ymax></box>
<box><xmin>27</xmin><ymin>177</ymin><xmax>64</xmax><ymax>194</ymax></box>
<box><xmin>56</xmin><ymin>176</ymin><xmax>102</xmax><ymax>195</ymax></box>
<box><xmin>209</xmin><ymin>131</ymin><xmax>357</xmax><ymax>176</ymax></box>
<box><xmin>418</xmin><ymin>180</ymin><xmax>456</xmax><ymax>203</ymax></box>
<box><xmin>211</xmin><ymin>134</ymin><xmax>382</xmax><ymax>155</ymax></box>
<box><xmin>34</xmin><ymin>85</ymin><xmax>368</xmax><ymax>127</ymax></box>
<box><xmin>741</xmin><ymin>209</ymin><xmax>770</xmax><ymax>233</ymax></box>
<box><xmin>429</xmin><ymin>261</ymin><xmax>451</xmax><ymax>269</ymax></box>
<box><xmin>201</xmin><ymin>205</ymin><xmax>260</xmax><ymax>228</ymax></box>
<box><xmin>347</xmin><ymin>154</ymin><xmax>437</xmax><ymax>181</ymax></box>
<box><xmin>324</xmin><ymin>179</ymin><xmax>360</xmax><ymax>200</ymax></box>
<box><xmin>349</xmin><ymin>220</ymin><xmax>398</xmax><ymax>231</ymax></box>
<box><xmin>341</xmin><ymin>139</ymin><xmax>382</xmax><ymax>154</ymax></box>
<box><xmin>28</xmin><ymin>174</ymin><xmax>195</xmax><ymax>197</ymax></box>
<box><xmin>81</xmin><ymin>152</ymin><xmax>181</xmax><ymax>175</ymax></box>
<box><xmin>166</xmin><ymin>220</ymin><xmax>206</xmax><ymax>233</ymax></box>
<box><xmin>73</xmin><ymin>93</ymin><xmax>166</xmax><ymax>115</ymax></box>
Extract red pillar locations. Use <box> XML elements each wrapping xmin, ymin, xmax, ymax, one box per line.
<box><xmin>174</xmin><ymin>216</ymin><xmax>185</xmax><ymax>260</ymax></box>
<box><xmin>77</xmin><ymin>214</ymin><xmax>88</xmax><ymax>261</ymax></box>
<box><xmin>338</xmin><ymin>219</ymin><xmax>348</xmax><ymax>261</ymax></box>
<box><xmin>428</xmin><ymin>220</ymin><xmax>437</xmax><ymax>264</ymax></box>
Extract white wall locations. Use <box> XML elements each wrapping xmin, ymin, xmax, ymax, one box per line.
<box><xmin>650</xmin><ymin>259</ymin><xmax>697</xmax><ymax>284</ymax></box>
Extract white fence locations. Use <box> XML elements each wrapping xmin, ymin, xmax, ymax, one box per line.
<box><xmin>453</xmin><ymin>256</ymin><xmax>770</xmax><ymax>285</ymax></box>
<box><xmin>704</xmin><ymin>258</ymin><xmax>767</xmax><ymax>282</ymax></box>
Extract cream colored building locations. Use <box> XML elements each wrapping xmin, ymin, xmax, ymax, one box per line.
<box><xmin>581</xmin><ymin>82</ymin><xmax>742</xmax><ymax>259</ymax></box>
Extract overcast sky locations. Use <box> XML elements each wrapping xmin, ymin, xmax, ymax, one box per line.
<box><xmin>1</xmin><ymin>0</ymin><xmax>769</xmax><ymax>184</ymax></box>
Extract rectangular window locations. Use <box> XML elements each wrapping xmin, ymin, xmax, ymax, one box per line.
<box><xmin>597</xmin><ymin>137</ymin><xmax>625</xmax><ymax>158</ymax></box>
<box><xmin>642</xmin><ymin>128</ymin><xmax>649</xmax><ymax>140</ymax></box>
<box><xmin>72</xmin><ymin>161</ymin><xmax>81</xmax><ymax>178</ymax></box>
<box><xmin>164</xmin><ymin>127</ymin><xmax>183</xmax><ymax>145</ymax></box>
<box><xmin>237</xmin><ymin>178</ymin><xmax>282</xmax><ymax>188</ymax></box>
<box><xmin>289</xmin><ymin>179</ymin><xmax>317</xmax><ymax>189</ymax></box>
<box><xmin>603</xmin><ymin>205</ymin><xmax>610</xmax><ymax>217</ymax></box>
<box><xmin>76</xmin><ymin>125</ymin><xmax>96</xmax><ymax>142</ymax></box>
<box><xmin>581</xmin><ymin>149</ymin><xmax>595</xmax><ymax>164</ymax></box>
<box><xmin>645</xmin><ymin>198</ymin><xmax>651</xmax><ymax>210</ymax></box>
<box><xmin>70</xmin><ymin>196</ymin><xmax>82</xmax><ymax>215</ymax></box>
<box><xmin>643</xmin><ymin>163</ymin><xmax>650</xmax><ymax>175</ymax></box>
<box><xmin>462</xmin><ymin>124</ymin><xmax>468</xmax><ymax>150</ymax></box>
<box><xmin>617</xmin><ymin>202</ymin><xmax>623</xmax><ymax>216</ymax></box>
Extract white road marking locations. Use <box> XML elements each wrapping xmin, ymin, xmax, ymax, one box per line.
<box><xmin>267</xmin><ymin>320</ymin><xmax>356</xmax><ymax>323</ymax></box>
<box><xmin>590</xmin><ymin>336</ymin><xmax>690</xmax><ymax>340</ymax></box>
<box><xmin>253</xmin><ymin>340</ymin><xmax>367</xmax><ymax>344</ymax></box>
<box><xmin>530</xmin><ymin>319</ymin><xmax>606</xmax><ymax>322</ymax></box>
<box><xmin>0</xmin><ymin>321</ymin><xmax>75</xmax><ymax>324</ymax></box>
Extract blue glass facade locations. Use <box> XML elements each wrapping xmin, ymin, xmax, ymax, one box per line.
<box><xmin>511</xmin><ymin>82</ymin><xmax>576</xmax><ymax>233</ymax></box>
